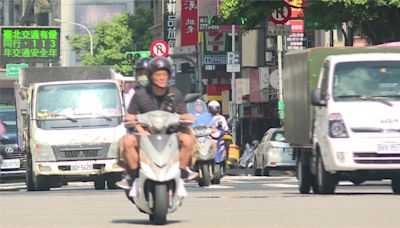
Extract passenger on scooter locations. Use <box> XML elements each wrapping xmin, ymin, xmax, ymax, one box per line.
<box><xmin>123</xmin><ymin>57</ymin><xmax>151</xmax><ymax>109</ymax></box>
<box><xmin>117</xmin><ymin>57</ymin><xmax>199</xmax><ymax>190</ymax></box>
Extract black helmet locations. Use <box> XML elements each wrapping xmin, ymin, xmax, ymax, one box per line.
<box><xmin>134</xmin><ymin>57</ymin><xmax>151</xmax><ymax>70</ymax></box>
<box><xmin>147</xmin><ymin>57</ymin><xmax>172</xmax><ymax>77</ymax></box>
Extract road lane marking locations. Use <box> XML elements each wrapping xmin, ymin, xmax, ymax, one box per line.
<box><xmin>263</xmin><ymin>183</ymin><xmax>298</xmax><ymax>188</ymax></box>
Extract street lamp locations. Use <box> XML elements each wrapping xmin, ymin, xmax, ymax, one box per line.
<box><xmin>54</xmin><ymin>18</ymin><xmax>93</xmax><ymax>56</ymax></box>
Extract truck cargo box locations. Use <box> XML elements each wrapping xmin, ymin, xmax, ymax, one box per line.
<box><xmin>19</xmin><ymin>66</ymin><xmax>115</xmax><ymax>87</ymax></box>
<box><xmin>283</xmin><ymin>47</ymin><xmax>400</xmax><ymax>147</ymax></box>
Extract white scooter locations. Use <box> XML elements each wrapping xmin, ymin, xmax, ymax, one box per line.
<box><xmin>126</xmin><ymin>110</ymin><xmax>189</xmax><ymax>225</ymax></box>
<box><xmin>192</xmin><ymin>125</ymin><xmax>215</xmax><ymax>187</ymax></box>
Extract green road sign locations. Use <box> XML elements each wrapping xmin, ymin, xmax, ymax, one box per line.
<box><xmin>125</xmin><ymin>51</ymin><xmax>151</xmax><ymax>61</ymax></box>
<box><xmin>6</xmin><ymin>63</ymin><xmax>28</xmax><ymax>77</ymax></box>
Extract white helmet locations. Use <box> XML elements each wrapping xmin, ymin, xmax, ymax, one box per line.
<box><xmin>208</xmin><ymin>100</ymin><xmax>220</xmax><ymax>115</ymax></box>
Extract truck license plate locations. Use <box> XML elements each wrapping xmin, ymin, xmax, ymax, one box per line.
<box><xmin>0</xmin><ymin>159</ymin><xmax>20</xmax><ymax>169</ymax></box>
<box><xmin>71</xmin><ymin>163</ymin><xmax>93</xmax><ymax>172</ymax></box>
<box><xmin>377</xmin><ymin>143</ymin><xmax>400</xmax><ymax>153</ymax></box>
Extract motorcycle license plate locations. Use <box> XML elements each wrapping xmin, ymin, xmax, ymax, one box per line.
<box><xmin>71</xmin><ymin>162</ymin><xmax>93</xmax><ymax>172</ymax></box>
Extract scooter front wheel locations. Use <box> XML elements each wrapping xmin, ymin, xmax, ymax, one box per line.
<box><xmin>212</xmin><ymin>163</ymin><xmax>222</xmax><ymax>184</ymax></box>
<box><xmin>152</xmin><ymin>183</ymin><xmax>168</xmax><ymax>225</ymax></box>
<box><xmin>199</xmin><ymin>163</ymin><xmax>211</xmax><ymax>187</ymax></box>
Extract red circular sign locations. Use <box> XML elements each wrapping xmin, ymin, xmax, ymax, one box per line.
<box><xmin>150</xmin><ymin>40</ymin><xmax>169</xmax><ymax>57</ymax></box>
<box><xmin>269</xmin><ymin>5</ymin><xmax>292</xmax><ymax>25</ymax></box>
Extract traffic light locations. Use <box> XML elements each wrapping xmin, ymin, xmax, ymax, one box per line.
<box><xmin>208</xmin><ymin>15</ymin><xmax>248</xmax><ymax>26</ymax></box>
<box><xmin>125</xmin><ymin>51</ymin><xmax>151</xmax><ymax>62</ymax></box>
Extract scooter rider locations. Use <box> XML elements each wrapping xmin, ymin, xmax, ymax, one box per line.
<box><xmin>208</xmin><ymin>100</ymin><xmax>229</xmax><ymax>131</ymax></box>
<box><xmin>117</xmin><ymin>57</ymin><xmax>199</xmax><ymax>189</ymax></box>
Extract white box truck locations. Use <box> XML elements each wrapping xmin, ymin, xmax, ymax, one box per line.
<box><xmin>283</xmin><ymin>47</ymin><xmax>400</xmax><ymax>194</ymax></box>
<box><xmin>15</xmin><ymin>66</ymin><xmax>125</xmax><ymax>191</ymax></box>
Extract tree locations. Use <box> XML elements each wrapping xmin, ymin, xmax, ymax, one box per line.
<box><xmin>221</xmin><ymin>0</ymin><xmax>400</xmax><ymax>45</ymax></box>
<box><xmin>221</xmin><ymin>0</ymin><xmax>286</xmax><ymax>29</ymax></box>
<box><xmin>305</xmin><ymin>0</ymin><xmax>400</xmax><ymax>45</ymax></box>
<box><xmin>69</xmin><ymin>8</ymin><xmax>153</xmax><ymax>76</ymax></box>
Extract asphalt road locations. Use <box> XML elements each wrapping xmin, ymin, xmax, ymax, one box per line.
<box><xmin>1</xmin><ymin>171</ymin><xmax>399</xmax><ymax>228</ymax></box>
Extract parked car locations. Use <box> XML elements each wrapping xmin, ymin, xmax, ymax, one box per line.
<box><xmin>253</xmin><ymin>128</ymin><xmax>295</xmax><ymax>176</ymax></box>
<box><xmin>0</xmin><ymin>109</ymin><xmax>25</xmax><ymax>180</ymax></box>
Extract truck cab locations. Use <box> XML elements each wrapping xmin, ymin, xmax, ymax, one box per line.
<box><xmin>311</xmin><ymin>53</ymin><xmax>400</xmax><ymax>193</ymax></box>
<box><xmin>16</xmin><ymin>66</ymin><xmax>126</xmax><ymax>191</ymax></box>
<box><xmin>283</xmin><ymin>48</ymin><xmax>400</xmax><ymax>194</ymax></box>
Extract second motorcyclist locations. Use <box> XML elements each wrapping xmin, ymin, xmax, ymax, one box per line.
<box><xmin>208</xmin><ymin>100</ymin><xmax>229</xmax><ymax>131</ymax></box>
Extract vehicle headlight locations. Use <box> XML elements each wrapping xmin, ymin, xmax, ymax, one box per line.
<box><xmin>34</xmin><ymin>143</ymin><xmax>56</xmax><ymax>161</ymax></box>
<box><xmin>329</xmin><ymin>113</ymin><xmax>349</xmax><ymax>138</ymax></box>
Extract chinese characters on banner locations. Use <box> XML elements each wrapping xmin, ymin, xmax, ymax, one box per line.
<box><xmin>164</xmin><ymin>0</ymin><xmax>177</xmax><ymax>48</ymax></box>
<box><xmin>181</xmin><ymin>0</ymin><xmax>198</xmax><ymax>46</ymax></box>
<box><xmin>1</xmin><ymin>27</ymin><xmax>60</xmax><ymax>62</ymax></box>
<box><xmin>285</xmin><ymin>0</ymin><xmax>306</xmax><ymax>50</ymax></box>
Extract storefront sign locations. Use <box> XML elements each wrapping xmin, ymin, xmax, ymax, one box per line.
<box><xmin>203</xmin><ymin>55</ymin><xmax>226</xmax><ymax>65</ymax></box>
<box><xmin>181</xmin><ymin>0</ymin><xmax>198</xmax><ymax>46</ymax></box>
<box><xmin>164</xmin><ymin>0</ymin><xmax>177</xmax><ymax>47</ymax></box>
<box><xmin>204</xmin><ymin>32</ymin><xmax>226</xmax><ymax>54</ymax></box>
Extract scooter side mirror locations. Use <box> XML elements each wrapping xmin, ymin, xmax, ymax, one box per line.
<box><xmin>183</xmin><ymin>93</ymin><xmax>202</xmax><ymax>103</ymax></box>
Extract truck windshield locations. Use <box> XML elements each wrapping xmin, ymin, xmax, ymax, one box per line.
<box><xmin>36</xmin><ymin>82</ymin><xmax>122</xmax><ymax>120</ymax></box>
<box><xmin>333</xmin><ymin>61</ymin><xmax>400</xmax><ymax>101</ymax></box>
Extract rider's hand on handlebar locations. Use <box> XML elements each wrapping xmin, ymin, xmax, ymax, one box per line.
<box><xmin>179</xmin><ymin>113</ymin><xmax>195</xmax><ymax>125</ymax></box>
<box><xmin>136</xmin><ymin>124</ymin><xmax>151</xmax><ymax>136</ymax></box>
<box><xmin>124</xmin><ymin>113</ymin><xmax>136</xmax><ymax>123</ymax></box>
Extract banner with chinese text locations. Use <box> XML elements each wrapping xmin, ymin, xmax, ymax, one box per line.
<box><xmin>164</xmin><ymin>0</ymin><xmax>177</xmax><ymax>47</ymax></box>
<box><xmin>181</xmin><ymin>0</ymin><xmax>198</xmax><ymax>46</ymax></box>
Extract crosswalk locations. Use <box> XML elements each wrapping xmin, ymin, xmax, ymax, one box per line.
<box><xmin>0</xmin><ymin>175</ymin><xmax>392</xmax><ymax>192</ymax></box>
<box><xmin>0</xmin><ymin>176</ymin><xmax>299</xmax><ymax>191</ymax></box>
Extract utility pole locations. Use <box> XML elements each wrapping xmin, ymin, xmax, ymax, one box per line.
<box><xmin>197</xmin><ymin>40</ymin><xmax>203</xmax><ymax>93</ymax></box>
<box><xmin>60</xmin><ymin>0</ymin><xmax>75</xmax><ymax>66</ymax></box>
<box><xmin>231</xmin><ymin>24</ymin><xmax>237</xmax><ymax>144</ymax></box>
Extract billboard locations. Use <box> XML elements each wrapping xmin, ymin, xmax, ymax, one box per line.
<box><xmin>0</xmin><ymin>26</ymin><xmax>61</xmax><ymax>63</ymax></box>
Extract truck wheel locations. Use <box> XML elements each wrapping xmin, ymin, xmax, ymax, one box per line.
<box><xmin>25</xmin><ymin>154</ymin><xmax>36</xmax><ymax>191</ymax></box>
<box><xmin>297</xmin><ymin>154</ymin><xmax>312</xmax><ymax>194</ymax></box>
<box><xmin>94</xmin><ymin>177</ymin><xmax>106</xmax><ymax>190</ymax></box>
<box><xmin>35</xmin><ymin>176</ymin><xmax>50</xmax><ymax>191</ymax></box>
<box><xmin>391</xmin><ymin>176</ymin><xmax>400</xmax><ymax>194</ymax></box>
<box><xmin>106</xmin><ymin>173</ymin><xmax>121</xmax><ymax>189</ymax></box>
<box><xmin>316</xmin><ymin>152</ymin><xmax>337</xmax><ymax>194</ymax></box>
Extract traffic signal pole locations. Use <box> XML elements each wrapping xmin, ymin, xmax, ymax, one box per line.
<box><xmin>231</xmin><ymin>24</ymin><xmax>237</xmax><ymax>144</ymax></box>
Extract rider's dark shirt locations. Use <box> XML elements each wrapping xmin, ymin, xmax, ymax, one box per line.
<box><xmin>127</xmin><ymin>85</ymin><xmax>187</xmax><ymax>114</ymax></box>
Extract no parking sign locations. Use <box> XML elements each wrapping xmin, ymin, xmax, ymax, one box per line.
<box><xmin>150</xmin><ymin>40</ymin><xmax>169</xmax><ymax>58</ymax></box>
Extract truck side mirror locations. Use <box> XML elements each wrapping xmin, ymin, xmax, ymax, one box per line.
<box><xmin>311</xmin><ymin>88</ymin><xmax>326</xmax><ymax>107</ymax></box>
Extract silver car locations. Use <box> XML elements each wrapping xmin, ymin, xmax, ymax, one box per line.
<box><xmin>253</xmin><ymin>128</ymin><xmax>295</xmax><ymax>176</ymax></box>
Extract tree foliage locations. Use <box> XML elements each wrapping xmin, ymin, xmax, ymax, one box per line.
<box><xmin>221</xmin><ymin>0</ymin><xmax>400</xmax><ymax>45</ymax></box>
<box><xmin>306</xmin><ymin>0</ymin><xmax>400</xmax><ymax>45</ymax></box>
<box><xmin>221</xmin><ymin>0</ymin><xmax>285</xmax><ymax>29</ymax></box>
<box><xmin>69</xmin><ymin>8</ymin><xmax>153</xmax><ymax>76</ymax></box>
